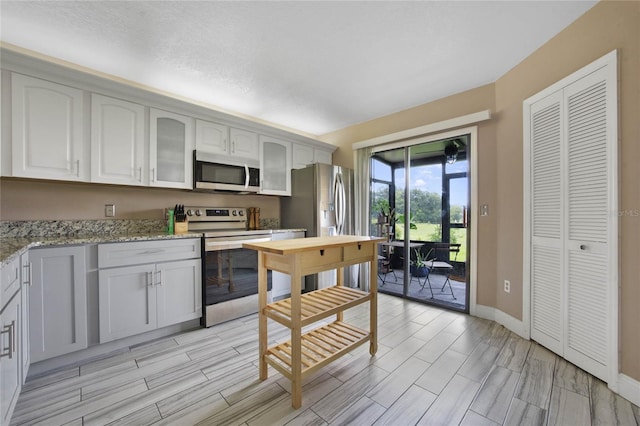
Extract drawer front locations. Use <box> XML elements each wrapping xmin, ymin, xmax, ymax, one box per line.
<box><xmin>299</xmin><ymin>246</ymin><xmax>342</xmax><ymax>271</ymax></box>
<box><xmin>1</xmin><ymin>257</ymin><xmax>21</xmax><ymax>310</ymax></box>
<box><xmin>99</xmin><ymin>238</ymin><xmax>201</xmax><ymax>268</ymax></box>
<box><xmin>343</xmin><ymin>243</ymin><xmax>374</xmax><ymax>263</ymax></box>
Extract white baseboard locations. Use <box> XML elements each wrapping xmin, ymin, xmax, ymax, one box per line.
<box><xmin>617</xmin><ymin>374</ymin><xmax>640</xmax><ymax>407</ymax></box>
<box><xmin>473</xmin><ymin>304</ymin><xmax>529</xmax><ymax>340</ymax></box>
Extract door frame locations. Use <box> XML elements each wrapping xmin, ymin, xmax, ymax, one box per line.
<box><xmin>371</xmin><ymin>125</ymin><xmax>478</xmax><ymax>314</ymax></box>
<box><xmin>522</xmin><ymin>50</ymin><xmax>618</xmax><ymax>389</ymax></box>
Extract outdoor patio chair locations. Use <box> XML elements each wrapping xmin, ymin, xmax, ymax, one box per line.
<box><xmin>426</xmin><ymin>243</ymin><xmax>461</xmax><ymax>299</ymax></box>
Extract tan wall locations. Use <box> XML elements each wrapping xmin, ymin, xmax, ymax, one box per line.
<box><xmin>493</xmin><ymin>0</ymin><xmax>640</xmax><ymax>380</ymax></box>
<box><xmin>319</xmin><ymin>1</ymin><xmax>640</xmax><ymax>381</ymax></box>
<box><xmin>320</xmin><ymin>85</ymin><xmax>499</xmax><ymax>309</ymax></box>
<box><xmin>0</xmin><ymin>178</ymin><xmax>280</xmax><ymax>221</ymax></box>
<box><xmin>321</xmin><ymin>84</ymin><xmax>496</xmax><ymax>169</ymax></box>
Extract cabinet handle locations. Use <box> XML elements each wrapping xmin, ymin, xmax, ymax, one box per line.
<box><xmin>147</xmin><ymin>271</ymin><xmax>154</xmax><ymax>287</ymax></box>
<box><xmin>232</xmin><ymin>140</ymin><xmax>235</xmax><ymax>153</ymax></box>
<box><xmin>141</xmin><ymin>249</ymin><xmax>163</xmax><ymax>255</ymax></box>
<box><xmin>156</xmin><ymin>270</ymin><xmax>163</xmax><ymax>286</ymax></box>
<box><xmin>138</xmin><ymin>167</ymin><xmax>142</xmax><ymax>182</ymax></box>
<box><xmin>23</xmin><ymin>262</ymin><xmax>32</xmax><ymax>286</ymax></box>
<box><xmin>151</xmin><ymin>168</ymin><xmax>156</xmax><ymax>183</ymax></box>
<box><xmin>580</xmin><ymin>244</ymin><xmax>587</xmax><ymax>250</ymax></box>
<box><xmin>0</xmin><ymin>321</ymin><xmax>15</xmax><ymax>359</ymax></box>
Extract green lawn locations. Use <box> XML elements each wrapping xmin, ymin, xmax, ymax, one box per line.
<box><xmin>394</xmin><ymin>222</ymin><xmax>467</xmax><ymax>262</ymax></box>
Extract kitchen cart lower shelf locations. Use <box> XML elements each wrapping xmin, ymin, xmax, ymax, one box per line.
<box><xmin>265</xmin><ymin>320</ymin><xmax>370</xmax><ymax>379</ymax></box>
<box><xmin>264</xmin><ymin>286</ymin><xmax>370</xmax><ymax>328</ymax></box>
<box><xmin>243</xmin><ymin>235</ymin><xmax>383</xmax><ymax>409</ymax></box>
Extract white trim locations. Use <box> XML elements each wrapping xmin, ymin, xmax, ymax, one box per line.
<box><xmin>523</xmin><ymin>50</ymin><xmax>618</xmax><ymax>105</ymax></box>
<box><xmin>522</xmin><ymin>49</ymin><xmax>619</xmax><ymax>387</ymax></box>
<box><xmin>469</xmin><ymin>127</ymin><xmax>479</xmax><ymax>317</ymax></box>
<box><xmin>617</xmin><ymin>374</ymin><xmax>640</xmax><ymax>407</ymax></box>
<box><xmin>474</xmin><ymin>305</ymin><xmax>528</xmax><ymax>339</ymax></box>
<box><xmin>522</xmin><ymin>97</ymin><xmax>532</xmax><ymax>340</ymax></box>
<box><xmin>352</xmin><ymin>110</ymin><xmax>491</xmax><ymax>150</ymax></box>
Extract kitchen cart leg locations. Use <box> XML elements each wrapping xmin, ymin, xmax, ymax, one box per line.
<box><xmin>258</xmin><ymin>251</ymin><xmax>268</xmax><ymax>380</ymax></box>
<box><xmin>370</xmin><ymin>252</ymin><xmax>378</xmax><ymax>355</ymax></box>
<box><xmin>290</xmin><ymin>260</ymin><xmax>303</xmax><ymax>408</ymax></box>
<box><xmin>336</xmin><ymin>266</ymin><xmax>344</xmax><ymax>322</ymax></box>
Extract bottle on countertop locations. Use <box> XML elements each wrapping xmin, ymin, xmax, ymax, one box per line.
<box><xmin>166</xmin><ymin>209</ymin><xmax>175</xmax><ymax>234</ymax></box>
<box><xmin>248</xmin><ymin>207</ymin><xmax>261</xmax><ymax>230</ymax></box>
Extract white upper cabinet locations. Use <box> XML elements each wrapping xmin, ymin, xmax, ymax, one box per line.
<box><xmin>292</xmin><ymin>143</ymin><xmax>332</xmax><ymax>169</ymax></box>
<box><xmin>260</xmin><ymin>135</ymin><xmax>291</xmax><ymax>196</ymax></box>
<box><xmin>195</xmin><ymin>119</ymin><xmax>229</xmax><ymax>156</ymax></box>
<box><xmin>11</xmin><ymin>73</ymin><xmax>86</xmax><ymax>181</ymax></box>
<box><xmin>149</xmin><ymin>108</ymin><xmax>193</xmax><ymax>189</ymax></box>
<box><xmin>314</xmin><ymin>149</ymin><xmax>332</xmax><ymax>166</ymax></box>
<box><xmin>292</xmin><ymin>143</ymin><xmax>314</xmax><ymax>169</ymax></box>
<box><xmin>230</xmin><ymin>128</ymin><xmax>259</xmax><ymax>161</ymax></box>
<box><xmin>91</xmin><ymin>94</ymin><xmax>146</xmax><ymax>185</ymax></box>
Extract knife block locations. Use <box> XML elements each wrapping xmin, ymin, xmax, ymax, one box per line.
<box><xmin>174</xmin><ymin>221</ymin><xmax>188</xmax><ymax>235</ymax></box>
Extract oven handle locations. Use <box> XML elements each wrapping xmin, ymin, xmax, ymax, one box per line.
<box><xmin>205</xmin><ymin>236</ymin><xmax>271</xmax><ymax>251</ymax></box>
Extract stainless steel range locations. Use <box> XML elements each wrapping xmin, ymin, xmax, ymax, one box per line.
<box><xmin>185</xmin><ymin>206</ymin><xmax>272</xmax><ymax>327</ymax></box>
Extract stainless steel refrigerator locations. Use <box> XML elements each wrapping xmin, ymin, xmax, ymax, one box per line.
<box><xmin>281</xmin><ymin>163</ymin><xmax>356</xmax><ymax>290</ymax></box>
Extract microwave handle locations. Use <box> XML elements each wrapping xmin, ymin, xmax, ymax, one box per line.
<box><xmin>244</xmin><ymin>164</ymin><xmax>249</xmax><ymax>189</ymax></box>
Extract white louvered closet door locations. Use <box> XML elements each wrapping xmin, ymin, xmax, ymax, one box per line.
<box><xmin>526</xmin><ymin>51</ymin><xmax>617</xmax><ymax>385</ymax></box>
<box><xmin>530</xmin><ymin>91</ymin><xmax>564</xmax><ymax>355</ymax></box>
<box><xmin>563</xmin><ymin>70</ymin><xmax>615</xmax><ymax>381</ymax></box>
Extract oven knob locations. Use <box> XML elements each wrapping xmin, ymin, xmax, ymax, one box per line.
<box><xmin>232</xmin><ymin>210</ymin><xmax>237</xmax><ymax>216</ymax></box>
<box><xmin>238</xmin><ymin>210</ymin><xmax>244</xmax><ymax>216</ymax></box>
<box><xmin>195</xmin><ymin>209</ymin><xmax>202</xmax><ymax>216</ymax></box>
<box><xmin>186</xmin><ymin>209</ymin><xmax>194</xmax><ymax>216</ymax></box>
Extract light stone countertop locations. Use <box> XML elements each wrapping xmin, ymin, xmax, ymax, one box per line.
<box><xmin>0</xmin><ymin>232</ymin><xmax>204</xmax><ymax>268</ymax></box>
<box><xmin>0</xmin><ymin>228</ymin><xmax>306</xmax><ymax>268</ymax></box>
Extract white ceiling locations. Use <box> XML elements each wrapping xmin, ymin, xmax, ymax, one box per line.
<box><xmin>1</xmin><ymin>1</ymin><xmax>596</xmax><ymax>136</ymax></box>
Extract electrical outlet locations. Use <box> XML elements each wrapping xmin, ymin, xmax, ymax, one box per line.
<box><xmin>504</xmin><ymin>280</ymin><xmax>511</xmax><ymax>293</ymax></box>
<box><xmin>105</xmin><ymin>204</ymin><xmax>116</xmax><ymax>217</ymax></box>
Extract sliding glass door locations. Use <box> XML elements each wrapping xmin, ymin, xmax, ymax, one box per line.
<box><xmin>371</xmin><ymin>136</ymin><xmax>470</xmax><ymax>312</ymax></box>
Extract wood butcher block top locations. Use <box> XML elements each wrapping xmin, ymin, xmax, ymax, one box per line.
<box><xmin>243</xmin><ymin>235</ymin><xmax>385</xmax><ymax>255</ymax></box>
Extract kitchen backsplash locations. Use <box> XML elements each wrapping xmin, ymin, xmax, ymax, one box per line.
<box><xmin>0</xmin><ymin>218</ymin><xmax>281</xmax><ymax>238</ymax></box>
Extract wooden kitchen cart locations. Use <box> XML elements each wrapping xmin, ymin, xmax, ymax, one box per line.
<box><xmin>243</xmin><ymin>235</ymin><xmax>384</xmax><ymax>408</ymax></box>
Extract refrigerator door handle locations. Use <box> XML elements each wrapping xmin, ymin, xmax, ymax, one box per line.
<box><xmin>334</xmin><ymin>172</ymin><xmax>346</xmax><ymax>235</ymax></box>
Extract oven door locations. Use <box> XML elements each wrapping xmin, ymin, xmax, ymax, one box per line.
<box><xmin>203</xmin><ymin>235</ymin><xmax>272</xmax><ymax>306</ymax></box>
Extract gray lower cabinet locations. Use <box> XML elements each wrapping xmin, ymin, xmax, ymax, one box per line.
<box><xmin>98</xmin><ymin>239</ymin><xmax>202</xmax><ymax>343</ymax></box>
<box><xmin>29</xmin><ymin>246</ymin><xmax>88</xmax><ymax>363</ymax></box>
<box><xmin>0</xmin><ymin>258</ymin><xmax>22</xmax><ymax>425</ymax></box>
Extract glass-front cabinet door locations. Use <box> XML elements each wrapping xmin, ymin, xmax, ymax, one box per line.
<box><xmin>149</xmin><ymin>108</ymin><xmax>193</xmax><ymax>189</ymax></box>
<box><xmin>259</xmin><ymin>135</ymin><xmax>291</xmax><ymax>196</ymax></box>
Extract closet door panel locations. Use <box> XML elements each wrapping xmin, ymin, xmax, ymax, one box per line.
<box><xmin>563</xmin><ymin>69</ymin><xmax>614</xmax><ymax>382</ymax></box>
<box><xmin>567</xmin><ymin>250</ymin><xmax>608</xmax><ymax>379</ymax></box>
<box><xmin>566</xmin><ymin>78</ymin><xmax>609</xmax><ymax>244</ymax></box>
<box><xmin>529</xmin><ymin>92</ymin><xmax>564</xmax><ymax>352</ymax></box>
<box><xmin>531</xmin><ymin>245</ymin><xmax>562</xmax><ymax>353</ymax></box>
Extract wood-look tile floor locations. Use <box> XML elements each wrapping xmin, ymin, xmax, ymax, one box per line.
<box><xmin>12</xmin><ymin>294</ymin><xmax>640</xmax><ymax>426</ymax></box>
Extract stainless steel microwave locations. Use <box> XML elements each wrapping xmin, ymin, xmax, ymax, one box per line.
<box><xmin>193</xmin><ymin>151</ymin><xmax>260</xmax><ymax>193</ymax></box>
